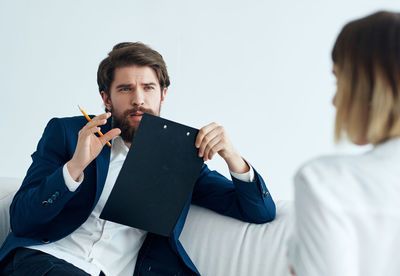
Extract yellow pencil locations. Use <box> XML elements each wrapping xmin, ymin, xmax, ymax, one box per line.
<box><xmin>78</xmin><ymin>105</ymin><xmax>112</xmax><ymax>147</ymax></box>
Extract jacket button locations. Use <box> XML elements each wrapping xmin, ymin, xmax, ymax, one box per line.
<box><xmin>51</xmin><ymin>194</ymin><xmax>57</xmax><ymax>200</ymax></box>
<box><xmin>55</xmin><ymin>191</ymin><xmax>60</xmax><ymax>196</ymax></box>
<box><xmin>48</xmin><ymin>198</ymin><xmax>53</xmax><ymax>204</ymax></box>
<box><xmin>263</xmin><ymin>191</ymin><xmax>269</xmax><ymax>197</ymax></box>
<box><xmin>42</xmin><ymin>200</ymin><xmax>48</xmax><ymax>206</ymax></box>
<box><xmin>42</xmin><ymin>238</ymin><xmax>50</xmax><ymax>243</ymax></box>
<box><xmin>148</xmin><ymin>266</ymin><xmax>151</xmax><ymax>271</ymax></box>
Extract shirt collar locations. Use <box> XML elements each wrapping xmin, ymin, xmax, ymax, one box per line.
<box><xmin>369</xmin><ymin>137</ymin><xmax>400</xmax><ymax>158</ymax></box>
<box><xmin>112</xmin><ymin>136</ymin><xmax>129</xmax><ymax>154</ymax></box>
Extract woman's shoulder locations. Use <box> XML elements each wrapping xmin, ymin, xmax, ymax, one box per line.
<box><xmin>294</xmin><ymin>145</ymin><xmax>400</xmax><ymax>214</ymax></box>
<box><xmin>296</xmin><ymin>154</ymin><xmax>358</xmax><ymax>182</ymax></box>
<box><xmin>293</xmin><ymin>156</ymin><xmax>352</xmax><ymax>213</ymax></box>
<box><xmin>293</xmin><ymin>153</ymin><xmax>367</xmax><ymax>201</ymax></box>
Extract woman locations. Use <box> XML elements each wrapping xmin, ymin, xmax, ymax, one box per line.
<box><xmin>288</xmin><ymin>11</ymin><xmax>400</xmax><ymax>276</ymax></box>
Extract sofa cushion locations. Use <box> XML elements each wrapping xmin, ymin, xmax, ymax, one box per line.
<box><xmin>0</xmin><ymin>177</ymin><xmax>293</xmax><ymax>276</ymax></box>
<box><xmin>181</xmin><ymin>201</ymin><xmax>293</xmax><ymax>276</ymax></box>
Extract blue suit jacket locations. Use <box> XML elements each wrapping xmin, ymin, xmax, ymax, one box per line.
<box><xmin>0</xmin><ymin>116</ymin><xmax>276</xmax><ymax>275</ymax></box>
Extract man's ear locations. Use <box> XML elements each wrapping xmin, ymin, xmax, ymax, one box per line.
<box><xmin>101</xmin><ymin>91</ymin><xmax>112</xmax><ymax>111</ymax></box>
<box><xmin>160</xmin><ymin>88</ymin><xmax>167</xmax><ymax>106</ymax></box>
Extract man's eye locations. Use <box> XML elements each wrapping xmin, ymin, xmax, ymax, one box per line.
<box><xmin>145</xmin><ymin>86</ymin><xmax>154</xmax><ymax>91</ymax></box>
<box><xmin>120</xmin><ymin>87</ymin><xmax>130</xmax><ymax>92</ymax></box>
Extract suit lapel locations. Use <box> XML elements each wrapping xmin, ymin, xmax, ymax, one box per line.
<box><xmin>94</xmin><ymin>118</ymin><xmax>112</xmax><ymax>205</ymax></box>
<box><xmin>168</xmin><ymin>193</ymin><xmax>200</xmax><ymax>275</ymax></box>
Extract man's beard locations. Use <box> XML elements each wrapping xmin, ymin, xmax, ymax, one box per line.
<box><xmin>110</xmin><ymin>105</ymin><xmax>160</xmax><ymax>143</ymax></box>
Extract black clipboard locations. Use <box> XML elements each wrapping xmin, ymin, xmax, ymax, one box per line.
<box><xmin>100</xmin><ymin>113</ymin><xmax>204</xmax><ymax>236</ymax></box>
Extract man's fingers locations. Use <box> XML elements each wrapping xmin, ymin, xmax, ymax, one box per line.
<box><xmin>88</xmin><ymin>112</ymin><xmax>110</xmax><ymax>124</ymax></box>
<box><xmin>198</xmin><ymin>127</ymin><xmax>220</xmax><ymax>157</ymax></box>
<box><xmin>99</xmin><ymin>128</ymin><xmax>121</xmax><ymax>145</ymax></box>
<box><xmin>203</xmin><ymin>136</ymin><xmax>221</xmax><ymax>161</ymax></box>
<box><xmin>208</xmin><ymin>143</ymin><xmax>223</xmax><ymax>161</ymax></box>
<box><xmin>89</xmin><ymin>126</ymin><xmax>101</xmax><ymax>134</ymax></box>
<box><xmin>195</xmin><ymin>122</ymin><xmax>218</xmax><ymax>148</ymax></box>
<box><xmin>85</xmin><ymin>112</ymin><xmax>111</xmax><ymax>129</ymax></box>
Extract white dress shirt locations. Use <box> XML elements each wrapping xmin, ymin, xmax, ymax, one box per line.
<box><xmin>288</xmin><ymin>138</ymin><xmax>400</xmax><ymax>276</ymax></box>
<box><xmin>28</xmin><ymin>136</ymin><xmax>254</xmax><ymax>276</ymax></box>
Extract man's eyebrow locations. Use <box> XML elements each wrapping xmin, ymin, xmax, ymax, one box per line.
<box><xmin>115</xmin><ymin>83</ymin><xmax>133</xmax><ymax>89</ymax></box>
<box><xmin>142</xmin><ymin>82</ymin><xmax>157</xmax><ymax>86</ymax></box>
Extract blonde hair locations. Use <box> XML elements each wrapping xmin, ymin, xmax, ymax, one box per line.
<box><xmin>332</xmin><ymin>11</ymin><xmax>400</xmax><ymax>145</ymax></box>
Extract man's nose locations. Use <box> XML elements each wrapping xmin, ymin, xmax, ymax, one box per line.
<box><xmin>131</xmin><ymin>90</ymin><xmax>145</xmax><ymax>106</ymax></box>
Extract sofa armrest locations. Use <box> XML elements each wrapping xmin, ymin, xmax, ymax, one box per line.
<box><xmin>0</xmin><ymin>177</ymin><xmax>21</xmax><ymax>245</ymax></box>
<box><xmin>181</xmin><ymin>201</ymin><xmax>293</xmax><ymax>276</ymax></box>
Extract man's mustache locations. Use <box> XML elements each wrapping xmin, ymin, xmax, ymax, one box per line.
<box><xmin>122</xmin><ymin>106</ymin><xmax>154</xmax><ymax>116</ymax></box>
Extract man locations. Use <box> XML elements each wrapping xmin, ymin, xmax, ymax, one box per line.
<box><xmin>0</xmin><ymin>42</ymin><xmax>276</xmax><ymax>276</ymax></box>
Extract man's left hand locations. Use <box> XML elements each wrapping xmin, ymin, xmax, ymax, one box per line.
<box><xmin>195</xmin><ymin>122</ymin><xmax>250</xmax><ymax>174</ymax></box>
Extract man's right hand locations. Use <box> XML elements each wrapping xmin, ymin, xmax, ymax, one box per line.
<box><xmin>66</xmin><ymin>112</ymin><xmax>121</xmax><ymax>181</ymax></box>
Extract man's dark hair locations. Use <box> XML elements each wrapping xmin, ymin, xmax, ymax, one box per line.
<box><xmin>97</xmin><ymin>42</ymin><xmax>170</xmax><ymax>99</ymax></box>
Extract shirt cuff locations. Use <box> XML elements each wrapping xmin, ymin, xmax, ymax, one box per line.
<box><xmin>62</xmin><ymin>164</ymin><xmax>84</xmax><ymax>192</ymax></box>
<box><xmin>230</xmin><ymin>163</ymin><xmax>255</xmax><ymax>182</ymax></box>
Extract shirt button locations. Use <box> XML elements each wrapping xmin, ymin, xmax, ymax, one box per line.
<box><xmin>103</xmin><ymin>234</ymin><xmax>110</xmax><ymax>240</ymax></box>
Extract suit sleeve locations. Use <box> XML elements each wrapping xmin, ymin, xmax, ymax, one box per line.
<box><xmin>10</xmin><ymin>118</ymin><xmax>80</xmax><ymax>237</ymax></box>
<box><xmin>191</xmin><ymin>164</ymin><xmax>276</xmax><ymax>223</ymax></box>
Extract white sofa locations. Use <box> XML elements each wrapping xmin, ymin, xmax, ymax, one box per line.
<box><xmin>0</xmin><ymin>177</ymin><xmax>293</xmax><ymax>276</ymax></box>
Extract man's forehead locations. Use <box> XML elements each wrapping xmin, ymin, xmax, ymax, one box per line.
<box><xmin>112</xmin><ymin>65</ymin><xmax>159</xmax><ymax>85</ymax></box>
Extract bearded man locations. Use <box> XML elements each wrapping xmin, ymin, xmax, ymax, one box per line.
<box><xmin>0</xmin><ymin>42</ymin><xmax>276</xmax><ymax>276</ymax></box>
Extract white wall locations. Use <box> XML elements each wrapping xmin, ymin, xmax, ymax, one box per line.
<box><xmin>1</xmin><ymin>0</ymin><xmax>399</xmax><ymax>200</ymax></box>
